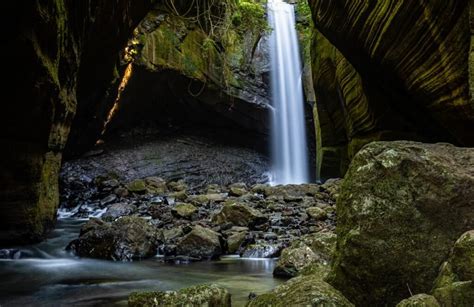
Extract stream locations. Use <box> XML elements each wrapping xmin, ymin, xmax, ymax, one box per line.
<box><xmin>0</xmin><ymin>219</ymin><xmax>283</xmax><ymax>306</ymax></box>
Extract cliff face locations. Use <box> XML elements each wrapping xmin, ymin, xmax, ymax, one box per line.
<box><xmin>0</xmin><ymin>1</ymin><xmax>152</xmax><ymax>245</ymax></box>
<box><xmin>309</xmin><ymin>0</ymin><xmax>474</xmax><ymax>177</ymax></box>
<box><xmin>103</xmin><ymin>0</ymin><xmax>272</xmax><ymax>142</ymax></box>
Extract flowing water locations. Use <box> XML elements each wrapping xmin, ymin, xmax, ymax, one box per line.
<box><xmin>268</xmin><ymin>0</ymin><xmax>310</xmax><ymax>185</ymax></box>
<box><xmin>0</xmin><ymin>219</ymin><xmax>282</xmax><ymax>306</ymax></box>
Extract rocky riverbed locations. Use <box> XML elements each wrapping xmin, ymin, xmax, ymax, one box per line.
<box><xmin>60</xmin><ymin>166</ymin><xmax>339</xmax><ymax>265</ymax></box>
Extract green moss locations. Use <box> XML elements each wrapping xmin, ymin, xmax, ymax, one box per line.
<box><xmin>248</xmin><ymin>275</ymin><xmax>354</xmax><ymax>307</ymax></box>
<box><xmin>396</xmin><ymin>294</ymin><xmax>440</xmax><ymax>307</ymax></box>
<box><xmin>129</xmin><ymin>284</ymin><xmax>231</xmax><ymax>306</ymax></box>
<box><xmin>134</xmin><ymin>0</ymin><xmax>267</xmax><ymax>96</ymax></box>
<box><xmin>126</xmin><ymin>179</ymin><xmax>147</xmax><ymax>193</ymax></box>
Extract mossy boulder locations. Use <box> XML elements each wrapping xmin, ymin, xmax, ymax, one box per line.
<box><xmin>129</xmin><ymin>284</ymin><xmax>231</xmax><ymax>307</ymax></box>
<box><xmin>168</xmin><ymin>180</ymin><xmax>188</xmax><ymax>192</ymax></box>
<box><xmin>327</xmin><ymin>141</ymin><xmax>474</xmax><ymax>306</ymax></box>
<box><xmin>126</xmin><ymin>179</ymin><xmax>147</xmax><ymax>194</ymax></box>
<box><xmin>228</xmin><ymin>183</ymin><xmax>248</xmax><ymax>196</ymax></box>
<box><xmin>247</xmin><ymin>274</ymin><xmax>354</xmax><ymax>307</ymax></box>
<box><xmin>144</xmin><ymin>177</ymin><xmax>168</xmax><ymax>194</ymax></box>
<box><xmin>396</xmin><ymin>294</ymin><xmax>440</xmax><ymax>307</ymax></box>
<box><xmin>172</xmin><ymin>203</ymin><xmax>197</xmax><ymax>219</ymax></box>
<box><xmin>175</xmin><ymin>225</ymin><xmax>222</xmax><ymax>260</ymax></box>
<box><xmin>226</xmin><ymin>231</ymin><xmax>248</xmax><ymax>254</ymax></box>
<box><xmin>67</xmin><ymin>217</ymin><xmax>159</xmax><ymax>261</ymax></box>
<box><xmin>432</xmin><ymin>281</ymin><xmax>474</xmax><ymax>307</ymax></box>
<box><xmin>274</xmin><ymin>231</ymin><xmax>336</xmax><ymax>278</ymax></box>
<box><xmin>306</xmin><ymin>207</ymin><xmax>327</xmax><ymax>220</ymax></box>
<box><xmin>212</xmin><ymin>202</ymin><xmax>267</xmax><ymax>229</ymax></box>
<box><xmin>450</xmin><ymin>230</ymin><xmax>474</xmax><ymax>281</ymax></box>
<box><xmin>432</xmin><ymin>231</ymin><xmax>474</xmax><ymax>306</ymax></box>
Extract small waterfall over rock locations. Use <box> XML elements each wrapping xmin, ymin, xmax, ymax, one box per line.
<box><xmin>268</xmin><ymin>0</ymin><xmax>310</xmax><ymax>185</ymax></box>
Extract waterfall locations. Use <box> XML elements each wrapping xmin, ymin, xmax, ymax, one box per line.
<box><xmin>268</xmin><ymin>0</ymin><xmax>310</xmax><ymax>185</ymax></box>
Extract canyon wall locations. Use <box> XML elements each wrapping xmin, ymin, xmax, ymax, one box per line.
<box><xmin>0</xmin><ymin>1</ymin><xmax>153</xmax><ymax>244</ymax></box>
<box><xmin>309</xmin><ymin>0</ymin><xmax>474</xmax><ymax>178</ymax></box>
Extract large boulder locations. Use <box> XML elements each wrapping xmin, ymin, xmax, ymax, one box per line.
<box><xmin>327</xmin><ymin>141</ymin><xmax>474</xmax><ymax>306</ymax></box>
<box><xmin>175</xmin><ymin>225</ymin><xmax>223</xmax><ymax>260</ymax></box>
<box><xmin>212</xmin><ymin>202</ymin><xmax>267</xmax><ymax>229</ymax></box>
<box><xmin>247</xmin><ymin>274</ymin><xmax>353</xmax><ymax>307</ymax></box>
<box><xmin>67</xmin><ymin>217</ymin><xmax>159</xmax><ymax>261</ymax></box>
<box><xmin>129</xmin><ymin>284</ymin><xmax>231</xmax><ymax>307</ymax></box>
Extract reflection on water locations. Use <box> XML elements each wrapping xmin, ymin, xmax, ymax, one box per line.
<box><xmin>0</xmin><ymin>220</ymin><xmax>283</xmax><ymax>306</ymax></box>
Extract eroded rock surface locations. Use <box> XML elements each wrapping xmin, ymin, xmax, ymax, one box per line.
<box><xmin>67</xmin><ymin>216</ymin><xmax>160</xmax><ymax>261</ymax></box>
<box><xmin>327</xmin><ymin>141</ymin><xmax>474</xmax><ymax>306</ymax></box>
<box><xmin>129</xmin><ymin>284</ymin><xmax>231</xmax><ymax>307</ymax></box>
<box><xmin>309</xmin><ymin>0</ymin><xmax>474</xmax><ymax>177</ymax></box>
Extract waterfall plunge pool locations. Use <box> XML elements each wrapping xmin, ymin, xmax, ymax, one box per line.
<box><xmin>0</xmin><ymin>219</ymin><xmax>283</xmax><ymax>306</ymax></box>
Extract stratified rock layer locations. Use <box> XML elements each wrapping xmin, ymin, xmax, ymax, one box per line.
<box><xmin>309</xmin><ymin>0</ymin><xmax>474</xmax><ymax>177</ymax></box>
<box><xmin>327</xmin><ymin>141</ymin><xmax>474</xmax><ymax>306</ymax></box>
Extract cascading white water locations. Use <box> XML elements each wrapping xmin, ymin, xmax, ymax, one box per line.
<box><xmin>268</xmin><ymin>0</ymin><xmax>310</xmax><ymax>185</ymax></box>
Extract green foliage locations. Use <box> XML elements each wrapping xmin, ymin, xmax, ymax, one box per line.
<box><xmin>296</xmin><ymin>0</ymin><xmax>312</xmax><ymax>20</ymax></box>
<box><xmin>233</xmin><ymin>0</ymin><xmax>268</xmax><ymax>34</ymax></box>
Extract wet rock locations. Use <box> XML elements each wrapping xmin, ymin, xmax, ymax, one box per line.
<box><xmin>126</xmin><ymin>179</ymin><xmax>147</xmax><ymax>194</ymax></box>
<box><xmin>144</xmin><ymin>176</ymin><xmax>168</xmax><ymax>194</ymax></box>
<box><xmin>397</xmin><ymin>294</ymin><xmax>440</xmax><ymax>307</ymax></box>
<box><xmin>0</xmin><ymin>249</ymin><xmax>21</xmax><ymax>259</ymax></box>
<box><xmin>162</xmin><ymin>227</ymin><xmax>184</xmax><ymax>243</ymax></box>
<box><xmin>101</xmin><ymin>179</ymin><xmax>120</xmax><ymax>189</ymax></box>
<box><xmin>273</xmin><ymin>231</ymin><xmax>336</xmax><ymax>278</ymax></box>
<box><xmin>321</xmin><ymin>178</ymin><xmax>343</xmax><ymax>200</ymax></box>
<box><xmin>170</xmin><ymin>191</ymin><xmax>188</xmax><ymax>202</ymax></box>
<box><xmin>263</xmin><ymin>232</ymin><xmax>278</xmax><ymax>241</ymax></box>
<box><xmin>228</xmin><ymin>183</ymin><xmax>248</xmax><ymax>197</ymax></box>
<box><xmin>129</xmin><ymin>284</ymin><xmax>231</xmax><ymax>307</ymax></box>
<box><xmin>102</xmin><ymin>203</ymin><xmax>137</xmax><ymax>221</ymax></box>
<box><xmin>306</xmin><ymin>207</ymin><xmax>327</xmax><ymax>220</ymax></box>
<box><xmin>247</xmin><ymin>274</ymin><xmax>354</xmax><ymax>306</ymax></box>
<box><xmin>227</xmin><ymin>231</ymin><xmax>248</xmax><ymax>254</ymax></box>
<box><xmin>274</xmin><ymin>246</ymin><xmax>319</xmax><ymax>278</ymax></box>
<box><xmin>251</xmin><ymin>183</ymin><xmax>270</xmax><ymax>195</ymax></box>
<box><xmin>67</xmin><ymin>216</ymin><xmax>159</xmax><ymax>261</ymax></box>
<box><xmin>206</xmin><ymin>193</ymin><xmax>227</xmax><ymax>203</ymax></box>
<box><xmin>175</xmin><ymin>225</ymin><xmax>222</xmax><ymax>260</ymax></box>
<box><xmin>100</xmin><ymin>194</ymin><xmax>118</xmax><ymax>206</ymax></box>
<box><xmin>327</xmin><ymin>141</ymin><xmax>474</xmax><ymax>306</ymax></box>
<box><xmin>172</xmin><ymin>203</ymin><xmax>197</xmax><ymax>219</ymax></box>
<box><xmin>114</xmin><ymin>187</ymin><xmax>129</xmax><ymax>198</ymax></box>
<box><xmin>212</xmin><ymin>202</ymin><xmax>267</xmax><ymax>229</ymax></box>
<box><xmin>165</xmin><ymin>196</ymin><xmax>176</xmax><ymax>206</ymax></box>
<box><xmin>241</xmin><ymin>243</ymin><xmax>280</xmax><ymax>258</ymax></box>
<box><xmin>187</xmin><ymin>194</ymin><xmax>210</xmax><ymax>206</ymax></box>
<box><xmin>206</xmin><ymin>184</ymin><xmax>222</xmax><ymax>194</ymax></box>
<box><xmin>168</xmin><ymin>180</ymin><xmax>187</xmax><ymax>192</ymax></box>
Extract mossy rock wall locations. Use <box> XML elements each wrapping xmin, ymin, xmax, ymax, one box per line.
<box><xmin>0</xmin><ymin>1</ymin><xmax>153</xmax><ymax>244</ymax></box>
<box><xmin>105</xmin><ymin>0</ymin><xmax>272</xmax><ymax>144</ymax></box>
